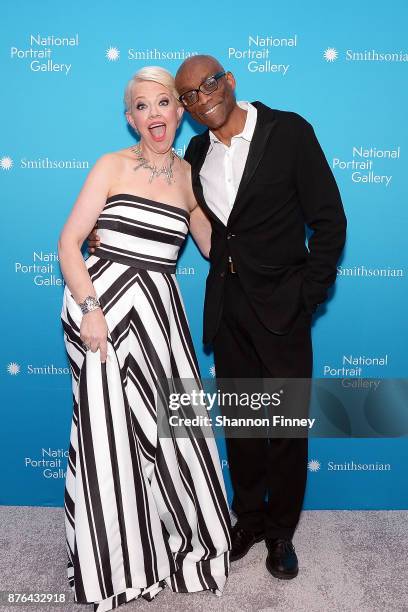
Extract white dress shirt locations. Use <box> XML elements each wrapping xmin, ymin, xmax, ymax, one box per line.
<box><xmin>199</xmin><ymin>101</ymin><xmax>257</xmax><ymax>226</ymax></box>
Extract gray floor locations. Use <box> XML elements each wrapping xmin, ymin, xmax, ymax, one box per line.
<box><xmin>0</xmin><ymin>507</ymin><xmax>407</xmax><ymax>612</ymax></box>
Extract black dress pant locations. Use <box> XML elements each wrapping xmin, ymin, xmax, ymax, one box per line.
<box><xmin>213</xmin><ymin>272</ymin><xmax>313</xmax><ymax>540</ymax></box>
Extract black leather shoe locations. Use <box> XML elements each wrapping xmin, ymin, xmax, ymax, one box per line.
<box><xmin>230</xmin><ymin>525</ymin><xmax>264</xmax><ymax>562</ymax></box>
<box><xmin>265</xmin><ymin>538</ymin><xmax>299</xmax><ymax>579</ymax></box>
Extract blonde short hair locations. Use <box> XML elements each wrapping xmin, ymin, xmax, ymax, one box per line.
<box><xmin>124</xmin><ymin>66</ymin><xmax>180</xmax><ymax>112</ymax></box>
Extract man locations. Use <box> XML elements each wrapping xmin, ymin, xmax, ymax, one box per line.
<box><xmin>174</xmin><ymin>55</ymin><xmax>346</xmax><ymax>579</ymax></box>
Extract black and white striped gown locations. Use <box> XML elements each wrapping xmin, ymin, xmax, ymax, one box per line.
<box><xmin>61</xmin><ymin>194</ymin><xmax>231</xmax><ymax>612</ymax></box>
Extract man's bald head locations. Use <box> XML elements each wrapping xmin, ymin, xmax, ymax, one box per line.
<box><xmin>175</xmin><ymin>55</ymin><xmax>224</xmax><ymax>85</ymax></box>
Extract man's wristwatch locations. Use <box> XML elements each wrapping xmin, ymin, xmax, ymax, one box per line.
<box><xmin>78</xmin><ymin>295</ymin><xmax>101</xmax><ymax>315</ymax></box>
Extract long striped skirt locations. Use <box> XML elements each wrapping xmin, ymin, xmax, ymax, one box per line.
<box><xmin>61</xmin><ymin>256</ymin><xmax>231</xmax><ymax>611</ymax></box>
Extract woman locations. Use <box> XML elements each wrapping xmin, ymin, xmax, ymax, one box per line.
<box><xmin>58</xmin><ymin>66</ymin><xmax>231</xmax><ymax>612</ymax></box>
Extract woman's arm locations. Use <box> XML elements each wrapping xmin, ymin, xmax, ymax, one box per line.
<box><xmin>58</xmin><ymin>154</ymin><xmax>118</xmax><ymax>361</ymax></box>
<box><xmin>184</xmin><ymin>160</ymin><xmax>212</xmax><ymax>259</ymax></box>
<box><xmin>189</xmin><ymin>204</ymin><xmax>212</xmax><ymax>259</ymax></box>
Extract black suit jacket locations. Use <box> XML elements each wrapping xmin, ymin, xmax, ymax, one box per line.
<box><xmin>184</xmin><ymin>102</ymin><xmax>347</xmax><ymax>345</ymax></box>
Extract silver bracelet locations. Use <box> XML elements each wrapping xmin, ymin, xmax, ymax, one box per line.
<box><xmin>78</xmin><ymin>295</ymin><xmax>101</xmax><ymax>315</ymax></box>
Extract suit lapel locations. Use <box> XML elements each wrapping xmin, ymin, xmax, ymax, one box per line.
<box><xmin>189</xmin><ymin>103</ymin><xmax>278</xmax><ymax>227</ymax></box>
<box><xmin>190</xmin><ymin>131</ymin><xmax>223</xmax><ymax>225</ymax></box>
<box><xmin>228</xmin><ymin>103</ymin><xmax>278</xmax><ymax>225</ymax></box>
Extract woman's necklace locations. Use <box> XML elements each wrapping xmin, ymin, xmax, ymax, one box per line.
<box><xmin>130</xmin><ymin>144</ymin><xmax>179</xmax><ymax>184</ymax></box>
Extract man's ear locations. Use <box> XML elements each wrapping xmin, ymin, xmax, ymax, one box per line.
<box><xmin>225</xmin><ymin>71</ymin><xmax>236</xmax><ymax>92</ymax></box>
<box><xmin>176</xmin><ymin>105</ymin><xmax>184</xmax><ymax>127</ymax></box>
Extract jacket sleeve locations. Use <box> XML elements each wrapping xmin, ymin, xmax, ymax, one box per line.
<box><xmin>295</xmin><ymin>119</ymin><xmax>347</xmax><ymax>313</ymax></box>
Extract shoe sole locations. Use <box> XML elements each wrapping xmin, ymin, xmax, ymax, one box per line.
<box><xmin>230</xmin><ymin>533</ymin><xmax>264</xmax><ymax>562</ymax></box>
<box><xmin>266</xmin><ymin>559</ymin><xmax>299</xmax><ymax>580</ymax></box>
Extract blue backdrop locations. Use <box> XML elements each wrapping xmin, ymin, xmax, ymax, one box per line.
<box><xmin>1</xmin><ymin>0</ymin><xmax>407</xmax><ymax>509</ymax></box>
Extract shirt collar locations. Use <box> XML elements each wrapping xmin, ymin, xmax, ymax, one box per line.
<box><xmin>209</xmin><ymin>101</ymin><xmax>257</xmax><ymax>144</ymax></box>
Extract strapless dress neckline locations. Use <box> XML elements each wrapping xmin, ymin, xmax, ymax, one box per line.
<box><xmin>106</xmin><ymin>193</ymin><xmax>190</xmax><ymax>219</ymax></box>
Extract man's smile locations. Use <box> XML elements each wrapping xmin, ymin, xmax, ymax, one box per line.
<box><xmin>201</xmin><ymin>103</ymin><xmax>221</xmax><ymax>117</ymax></box>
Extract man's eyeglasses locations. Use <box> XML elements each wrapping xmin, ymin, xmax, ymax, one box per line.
<box><xmin>178</xmin><ymin>71</ymin><xmax>227</xmax><ymax>107</ymax></box>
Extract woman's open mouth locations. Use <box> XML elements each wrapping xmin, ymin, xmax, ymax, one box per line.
<box><xmin>148</xmin><ymin>122</ymin><xmax>167</xmax><ymax>142</ymax></box>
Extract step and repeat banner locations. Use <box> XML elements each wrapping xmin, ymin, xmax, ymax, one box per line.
<box><xmin>1</xmin><ymin>0</ymin><xmax>407</xmax><ymax>509</ymax></box>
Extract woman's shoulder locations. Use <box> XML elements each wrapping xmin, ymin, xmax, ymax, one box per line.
<box><xmin>97</xmin><ymin>147</ymin><xmax>134</xmax><ymax>165</ymax></box>
<box><xmin>176</xmin><ymin>154</ymin><xmax>191</xmax><ymax>177</ymax></box>
<box><xmin>90</xmin><ymin>148</ymin><xmax>132</xmax><ymax>177</ymax></box>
